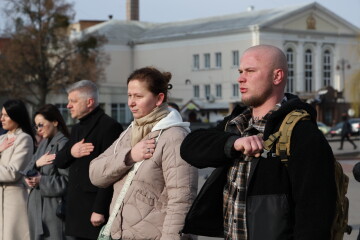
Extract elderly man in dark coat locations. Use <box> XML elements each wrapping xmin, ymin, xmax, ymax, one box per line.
<box><xmin>54</xmin><ymin>80</ymin><xmax>123</xmax><ymax>240</ymax></box>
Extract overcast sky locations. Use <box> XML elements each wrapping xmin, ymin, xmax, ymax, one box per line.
<box><xmin>72</xmin><ymin>0</ymin><xmax>359</xmax><ymax>28</ymax></box>
<box><xmin>0</xmin><ymin>0</ymin><xmax>359</xmax><ymax>31</ymax></box>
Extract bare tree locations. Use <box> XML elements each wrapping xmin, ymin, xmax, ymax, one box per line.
<box><xmin>0</xmin><ymin>0</ymin><xmax>108</xmax><ymax>108</ymax></box>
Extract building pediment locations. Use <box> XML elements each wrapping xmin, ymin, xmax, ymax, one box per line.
<box><xmin>262</xmin><ymin>2</ymin><xmax>359</xmax><ymax>36</ymax></box>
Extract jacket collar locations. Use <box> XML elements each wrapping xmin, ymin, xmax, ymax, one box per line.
<box><xmin>46</xmin><ymin>131</ymin><xmax>66</xmax><ymax>148</ymax></box>
<box><xmin>6</xmin><ymin>128</ymin><xmax>23</xmax><ymax>138</ymax></box>
<box><xmin>36</xmin><ymin>131</ymin><xmax>66</xmax><ymax>153</ymax></box>
<box><xmin>152</xmin><ymin>107</ymin><xmax>190</xmax><ymax>133</ymax></box>
<box><xmin>229</xmin><ymin>93</ymin><xmax>317</xmax><ymax>140</ymax></box>
<box><xmin>79</xmin><ymin>106</ymin><xmax>103</xmax><ymax>123</ymax></box>
<box><xmin>263</xmin><ymin>93</ymin><xmax>317</xmax><ymax>139</ymax></box>
<box><xmin>78</xmin><ymin>106</ymin><xmax>105</xmax><ymax>141</ymax></box>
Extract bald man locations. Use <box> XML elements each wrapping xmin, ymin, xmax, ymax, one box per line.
<box><xmin>180</xmin><ymin>45</ymin><xmax>336</xmax><ymax>240</ymax></box>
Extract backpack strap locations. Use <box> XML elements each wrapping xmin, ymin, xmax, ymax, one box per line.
<box><xmin>264</xmin><ymin>109</ymin><xmax>310</xmax><ymax>163</ymax></box>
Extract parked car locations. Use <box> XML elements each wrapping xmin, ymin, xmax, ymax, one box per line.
<box><xmin>317</xmin><ymin>122</ymin><xmax>331</xmax><ymax>136</ymax></box>
<box><xmin>329</xmin><ymin>118</ymin><xmax>360</xmax><ymax>137</ymax></box>
<box><xmin>329</xmin><ymin>122</ymin><xmax>343</xmax><ymax>137</ymax></box>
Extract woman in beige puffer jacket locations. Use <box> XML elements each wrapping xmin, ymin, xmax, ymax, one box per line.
<box><xmin>89</xmin><ymin>67</ymin><xmax>198</xmax><ymax>240</ymax></box>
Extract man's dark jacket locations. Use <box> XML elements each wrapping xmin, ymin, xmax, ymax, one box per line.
<box><xmin>180</xmin><ymin>94</ymin><xmax>336</xmax><ymax>240</ymax></box>
<box><xmin>54</xmin><ymin>107</ymin><xmax>123</xmax><ymax>239</ymax></box>
<box><xmin>341</xmin><ymin>119</ymin><xmax>352</xmax><ymax>137</ymax></box>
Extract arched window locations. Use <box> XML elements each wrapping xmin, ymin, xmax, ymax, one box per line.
<box><xmin>323</xmin><ymin>49</ymin><xmax>331</xmax><ymax>87</ymax></box>
<box><xmin>304</xmin><ymin>49</ymin><xmax>313</xmax><ymax>92</ymax></box>
<box><xmin>286</xmin><ymin>48</ymin><xmax>295</xmax><ymax>93</ymax></box>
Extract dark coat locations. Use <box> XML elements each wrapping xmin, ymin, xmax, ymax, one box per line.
<box><xmin>24</xmin><ymin>131</ymin><xmax>72</xmax><ymax>240</ymax></box>
<box><xmin>54</xmin><ymin>107</ymin><xmax>123</xmax><ymax>239</ymax></box>
<box><xmin>180</xmin><ymin>94</ymin><xmax>336</xmax><ymax>240</ymax></box>
<box><xmin>341</xmin><ymin>120</ymin><xmax>352</xmax><ymax>137</ymax></box>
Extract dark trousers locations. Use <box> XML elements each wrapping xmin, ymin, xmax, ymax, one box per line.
<box><xmin>339</xmin><ymin>134</ymin><xmax>356</xmax><ymax>149</ymax></box>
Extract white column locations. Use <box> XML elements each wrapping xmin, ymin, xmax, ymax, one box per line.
<box><xmin>296</xmin><ymin>43</ymin><xmax>304</xmax><ymax>92</ymax></box>
<box><xmin>314</xmin><ymin>44</ymin><xmax>322</xmax><ymax>91</ymax></box>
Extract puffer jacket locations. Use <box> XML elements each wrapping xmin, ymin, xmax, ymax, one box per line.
<box><xmin>90</xmin><ymin>108</ymin><xmax>198</xmax><ymax>240</ymax></box>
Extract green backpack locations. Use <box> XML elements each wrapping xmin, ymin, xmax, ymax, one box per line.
<box><xmin>263</xmin><ymin>109</ymin><xmax>352</xmax><ymax>239</ymax></box>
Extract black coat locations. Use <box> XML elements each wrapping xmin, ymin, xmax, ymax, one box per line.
<box><xmin>180</xmin><ymin>94</ymin><xmax>336</xmax><ymax>240</ymax></box>
<box><xmin>54</xmin><ymin>107</ymin><xmax>123</xmax><ymax>239</ymax></box>
<box><xmin>341</xmin><ymin>120</ymin><xmax>352</xmax><ymax>137</ymax></box>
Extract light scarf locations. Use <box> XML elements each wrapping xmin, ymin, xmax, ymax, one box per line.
<box><xmin>131</xmin><ymin>103</ymin><xmax>169</xmax><ymax>147</ymax></box>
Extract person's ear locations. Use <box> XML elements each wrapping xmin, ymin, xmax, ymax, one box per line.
<box><xmin>273</xmin><ymin>69</ymin><xmax>284</xmax><ymax>85</ymax></box>
<box><xmin>87</xmin><ymin>98</ymin><xmax>95</xmax><ymax>108</ymax></box>
<box><xmin>156</xmin><ymin>93</ymin><xmax>165</xmax><ymax>106</ymax></box>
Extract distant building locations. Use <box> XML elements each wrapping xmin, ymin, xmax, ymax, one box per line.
<box><xmin>54</xmin><ymin>2</ymin><xmax>360</xmax><ymax>124</ymax></box>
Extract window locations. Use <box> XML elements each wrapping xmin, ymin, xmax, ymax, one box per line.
<box><xmin>232</xmin><ymin>83</ymin><xmax>239</xmax><ymax>97</ymax></box>
<box><xmin>204</xmin><ymin>53</ymin><xmax>210</xmax><ymax>69</ymax></box>
<box><xmin>216</xmin><ymin>84</ymin><xmax>222</xmax><ymax>98</ymax></box>
<box><xmin>111</xmin><ymin>103</ymin><xmax>132</xmax><ymax>124</ymax></box>
<box><xmin>55</xmin><ymin>103</ymin><xmax>71</xmax><ymax>124</ymax></box>
<box><xmin>286</xmin><ymin>48</ymin><xmax>295</xmax><ymax>93</ymax></box>
<box><xmin>232</xmin><ymin>50</ymin><xmax>239</xmax><ymax>67</ymax></box>
<box><xmin>215</xmin><ymin>52</ymin><xmax>222</xmax><ymax>68</ymax></box>
<box><xmin>193</xmin><ymin>85</ymin><xmax>200</xmax><ymax>98</ymax></box>
<box><xmin>204</xmin><ymin>84</ymin><xmax>211</xmax><ymax>98</ymax></box>
<box><xmin>304</xmin><ymin>49</ymin><xmax>313</xmax><ymax>92</ymax></box>
<box><xmin>193</xmin><ymin>54</ymin><xmax>199</xmax><ymax>70</ymax></box>
<box><xmin>323</xmin><ymin>50</ymin><xmax>331</xmax><ymax>87</ymax></box>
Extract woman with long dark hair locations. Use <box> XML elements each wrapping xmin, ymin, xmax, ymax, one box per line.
<box><xmin>0</xmin><ymin>99</ymin><xmax>35</xmax><ymax>240</ymax></box>
<box><xmin>23</xmin><ymin>104</ymin><xmax>73</xmax><ymax>240</ymax></box>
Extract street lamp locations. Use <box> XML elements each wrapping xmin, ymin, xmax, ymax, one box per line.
<box><xmin>336</xmin><ymin>58</ymin><xmax>351</xmax><ymax>93</ymax></box>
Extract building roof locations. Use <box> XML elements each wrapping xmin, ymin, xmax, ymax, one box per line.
<box><xmin>80</xmin><ymin>20</ymin><xmax>152</xmax><ymax>45</ymax></box>
<box><xmin>137</xmin><ymin>3</ymin><xmax>306</xmax><ymax>43</ymax></box>
<box><xmin>81</xmin><ymin>2</ymin><xmax>360</xmax><ymax>45</ymax></box>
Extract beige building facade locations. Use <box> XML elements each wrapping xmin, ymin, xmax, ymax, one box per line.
<box><xmin>59</xmin><ymin>2</ymin><xmax>359</xmax><ymax>124</ymax></box>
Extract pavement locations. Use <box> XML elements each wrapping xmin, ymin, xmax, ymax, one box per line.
<box><xmin>329</xmin><ymin>135</ymin><xmax>360</xmax><ymax>159</ymax></box>
<box><xmin>196</xmin><ymin>137</ymin><xmax>360</xmax><ymax>240</ymax></box>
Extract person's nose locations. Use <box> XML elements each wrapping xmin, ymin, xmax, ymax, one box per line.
<box><xmin>128</xmin><ymin>97</ymin><xmax>135</xmax><ymax>107</ymax></box>
<box><xmin>238</xmin><ymin>75</ymin><xmax>245</xmax><ymax>83</ymax></box>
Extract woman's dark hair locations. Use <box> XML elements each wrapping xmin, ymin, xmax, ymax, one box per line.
<box><xmin>34</xmin><ymin>104</ymin><xmax>70</xmax><ymax>138</ymax></box>
<box><xmin>127</xmin><ymin>66</ymin><xmax>172</xmax><ymax>102</ymax></box>
<box><xmin>3</xmin><ymin>99</ymin><xmax>36</xmax><ymax>144</ymax></box>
